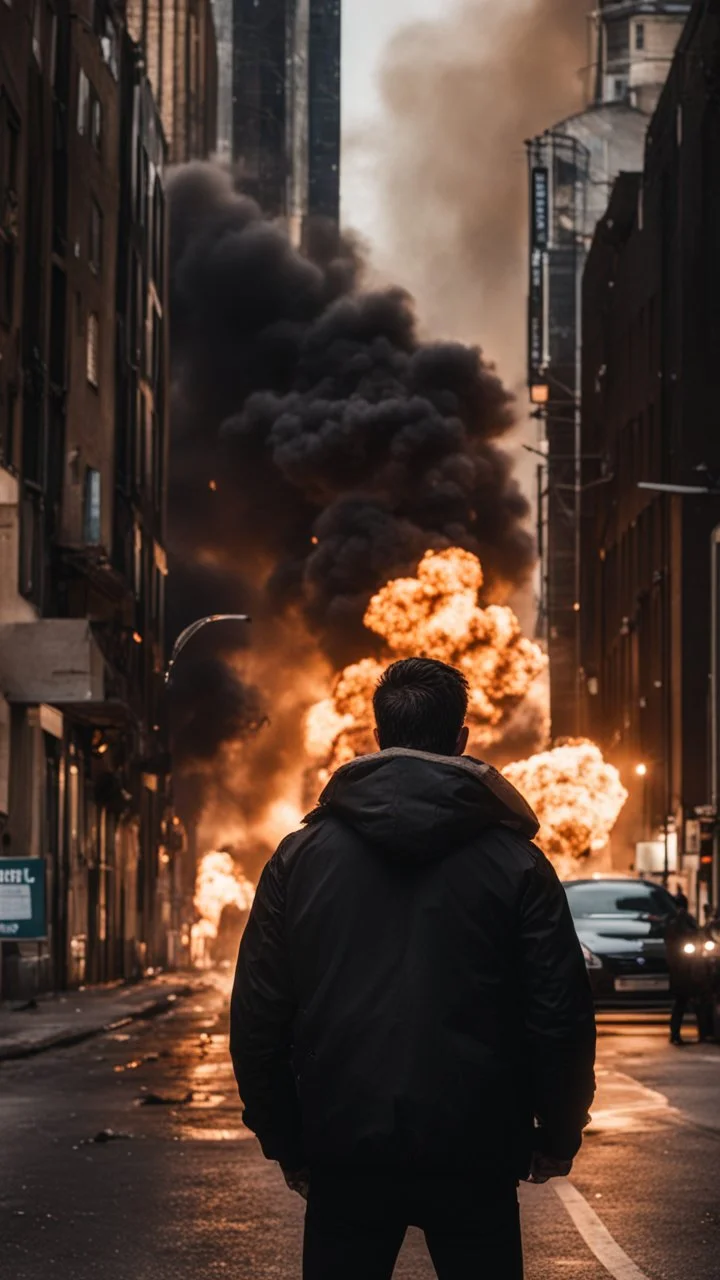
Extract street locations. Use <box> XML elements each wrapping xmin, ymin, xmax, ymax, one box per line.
<box><xmin>1</xmin><ymin>983</ymin><xmax>718</xmax><ymax>1280</ymax></box>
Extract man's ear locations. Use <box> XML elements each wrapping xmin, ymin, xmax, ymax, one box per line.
<box><xmin>455</xmin><ymin>726</ymin><xmax>470</xmax><ymax>756</ymax></box>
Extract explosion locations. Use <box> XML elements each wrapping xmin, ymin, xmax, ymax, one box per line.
<box><xmin>168</xmin><ymin>167</ymin><xmax>628</xmax><ymax>906</ymax></box>
<box><xmin>191</xmin><ymin>851</ymin><xmax>256</xmax><ymax>965</ymax></box>
<box><xmin>305</xmin><ymin>548</ymin><xmax>547</xmax><ymax>778</ymax></box>
<box><xmin>502</xmin><ymin>740</ymin><xmax>629</xmax><ymax>879</ymax></box>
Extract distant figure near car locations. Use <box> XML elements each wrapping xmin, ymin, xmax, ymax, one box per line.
<box><xmin>666</xmin><ymin>893</ymin><xmax>703</xmax><ymax>1045</ymax></box>
<box><xmin>231</xmin><ymin>658</ymin><xmax>596</xmax><ymax>1280</ymax></box>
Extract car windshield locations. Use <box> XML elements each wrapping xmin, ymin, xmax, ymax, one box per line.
<box><xmin>564</xmin><ymin>882</ymin><xmax>677</xmax><ymax>920</ymax></box>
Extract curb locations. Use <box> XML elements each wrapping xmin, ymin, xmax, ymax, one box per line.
<box><xmin>0</xmin><ymin>982</ymin><xmax>196</xmax><ymax>1063</ymax></box>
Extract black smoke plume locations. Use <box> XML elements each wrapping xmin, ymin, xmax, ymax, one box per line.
<box><xmin>167</xmin><ymin>163</ymin><xmax>534</xmax><ymax>791</ymax></box>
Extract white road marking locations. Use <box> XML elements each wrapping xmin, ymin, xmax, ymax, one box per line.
<box><xmin>553</xmin><ymin>1180</ymin><xmax>651</xmax><ymax>1280</ymax></box>
<box><xmin>586</xmin><ymin>1066</ymin><xmax>677</xmax><ymax>1134</ymax></box>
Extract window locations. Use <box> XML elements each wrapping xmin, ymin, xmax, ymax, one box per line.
<box><xmin>100</xmin><ymin>18</ymin><xmax>119</xmax><ymax>79</ymax></box>
<box><xmin>32</xmin><ymin>0</ymin><xmax>42</xmax><ymax>65</ymax></box>
<box><xmin>90</xmin><ymin>94</ymin><xmax>102</xmax><ymax>152</ymax></box>
<box><xmin>0</xmin><ymin>103</ymin><xmax>20</xmax><ymax>326</ymax></box>
<box><xmin>83</xmin><ymin>468</ymin><xmax>101</xmax><ymax>544</ymax></box>
<box><xmin>635</xmin><ymin>22</ymin><xmax>645</xmax><ymax>51</ymax></box>
<box><xmin>86</xmin><ymin>312</ymin><xmax>99</xmax><ymax>386</ymax></box>
<box><xmin>152</xmin><ymin>558</ymin><xmax>165</xmax><ymax>630</ymax></box>
<box><xmin>151</xmin><ymin>307</ymin><xmax>162</xmax><ymax>386</ymax></box>
<box><xmin>133</xmin><ymin>521</ymin><xmax>142</xmax><ymax>598</ymax></box>
<box><xmin>89</xmin><ymin>198</ymin><xmax>102</xmax><ymax>273</ymax></box>
<box><xmin>77</xmin><ymin>70</ymin><xmax>89</xmax><ymax>134</ymax></box>
<box><xmin>152</xmin><ymin>177</ymin><xmax>164</xmax><ymax>289</ymax></box>
<box><xmin>49</xmin><ymin>11</ymin><xmax>57</xmax><ymax>87</ymax></box>
<box><xmin>49</xmin><ymin>263</ymin><xmax>67</xmax><ymax>388</ymax></box>
<box><xmin>565</xmin><ymin>881</ymin><xmax>677</xmax><ymax>920</ymax></box>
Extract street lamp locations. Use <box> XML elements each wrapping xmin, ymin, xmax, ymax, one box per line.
<box><xmin>638</xmin><ymin>474</ymin><xmax>720</xmax><ymax>899</ymax></box>
<box><xmin>165</xmin><ymin>615</ymin><xmax>252</xmax><ymax>685</ymax></box>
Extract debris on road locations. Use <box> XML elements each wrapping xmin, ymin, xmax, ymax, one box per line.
<box><xmin>138</xmin><ymin>1090</ymin><xmax>193</xmax><ymax>1107</ymax></box>
<box><xmin>88</xmin><ymin>1129</ymin><xmax>134</xmax><ymax>1145</ymax></box>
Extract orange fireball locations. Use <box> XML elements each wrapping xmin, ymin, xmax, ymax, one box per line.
<box><xmin>502</xmin><ymin>740</ymin><xmax>628</xmax><ymax>875</ymax></box>
<box><xmin>305</xmin><ymin>549</ymin><xmax>547</xmax><ymax>773</ymax></box>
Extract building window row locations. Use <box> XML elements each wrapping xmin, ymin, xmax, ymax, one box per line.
<box><xmin>77</xmin><ymin>71</ymin><xmax>102</xmax><ymax>155</ymax></box>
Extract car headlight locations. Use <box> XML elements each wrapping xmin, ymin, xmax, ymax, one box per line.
<box><xmin>683</xmin><ymin>942</ymin><xmax>697</xmax><ymax>955</ymax></box>
<box><xmin>704</xmin><ymin>940</ymin><xmax>717</xmax><ymax>953</ymax></box>
<box><xmin>581</xmin><ymin>943</ymin><xmax>603</xmax><ymax>970</ymax></box>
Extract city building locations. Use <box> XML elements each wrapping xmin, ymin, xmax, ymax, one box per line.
<box><xmin>0</xmin><ymin>2</ymin><xmax>176</xmax><ymax>998</ymax></box>
<box><xmin>580</xmin><ymin>0</ymin><xmax>720</xmax><ymax>905</ymax></box>
<box><xmin>593</xmin><ymin>0</ymin><xmax>691</xmax><ymax>111</ymax></box>
<box><xmin>125</xmin><ymin>0</ymin><xmax>218</xmax><ymax>162</ymax></box>
<box><xmin>232</xmin><ymin>0</ymin><xmax>341</xmax><ymax>238</ymax></box>
<box><xmin>526</xmin><ymin>0</ymin><xmax>690</xmax><ymax>740</ymax></box>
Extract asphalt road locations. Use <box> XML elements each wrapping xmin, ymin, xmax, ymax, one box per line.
<box><xmin>1</xmin><ymin>982</ymin><xmax>719</xmax><ymax>1280</ymax></box>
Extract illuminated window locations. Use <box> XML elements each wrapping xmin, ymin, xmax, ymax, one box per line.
<box><xmin>83</xmin><ymin>468</ymin><xmax>101</xmax><ymax>544</ymax></box>
<box><xmin>77</xmin><ymin>70</ymin><xmax>89</xmax><ymax>134</ymax></box>
<box><xmin>90</xmin><ymin>95</ymin><xmax>102</xmax><ymax>152</ymax></box>
<box><xmin>32</xmin><ymin>0</ymin><xmax>42</xmax><ymax>65</ymax></box>
<box><xmin>86</xmin><ymin>312</ymin><xmax>99</xmax><ymax>386</ymax></box>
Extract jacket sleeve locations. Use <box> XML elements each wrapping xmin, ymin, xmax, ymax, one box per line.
<box><xmin>518</xmin><ymin>850</ymin><xmax>596</xmax><ymax>1160</ymax></box>
<box><xmin>230</xmin><ymin>848</ymin><xmax>305</xmax><ymax>1169</ymax></box>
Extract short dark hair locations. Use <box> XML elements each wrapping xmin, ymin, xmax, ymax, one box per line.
<box><xmin>373</xmin><ymin>658</ymin><xmax>469</xmax><ymax>755</ymax></box>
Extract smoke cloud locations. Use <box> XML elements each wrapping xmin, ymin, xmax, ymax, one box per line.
<box><xmin>167</xmin><ymin>162</ymin><xmax>535</xmax><ymax>811</ymax></box>
<box><xmin>353</xmin><ymin>0</ymin><xmax>587</xmax><ymax>384</ymax></box>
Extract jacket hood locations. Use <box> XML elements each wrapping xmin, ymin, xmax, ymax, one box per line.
<box><xmin>312</xmin><ymin>748</ymin><xmax>539</xmax><ymax>863</ymax></box>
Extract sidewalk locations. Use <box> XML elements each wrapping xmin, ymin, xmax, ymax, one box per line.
<box><xmin>0</xmin><ymin>972</ymin><xmax>203</xmax><ymax>1062</ymax></box>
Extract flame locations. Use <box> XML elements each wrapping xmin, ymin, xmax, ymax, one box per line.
<box><xmin>191</xmin><ymin>851</ymin><xmax>256</xmax><ymax>964</ymax></box>
<box><xmin>193</xmin><ymin>552</ymin><xmax>629</xmax><ymax>905</ymax></box>
<box><xmin>305</xmin><ymin>549</ymin><xmax>546</xmax><ymax>774</ymax></box>
<box><xmin>502</xmin><ymin>740</ymin><xmax>629</xmax><ymax>877</ymax></box>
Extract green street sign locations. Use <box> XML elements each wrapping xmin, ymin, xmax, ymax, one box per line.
<box><xmin>0</xmin><ymin>859</ymin><xmax>47</xmax><ymax>941</ymax></box>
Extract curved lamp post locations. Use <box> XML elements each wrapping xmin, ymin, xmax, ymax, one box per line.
<box><xmin>165</xmin><ymin>615</ymin><xmax>252</xmax><ymax>685</ymax></box>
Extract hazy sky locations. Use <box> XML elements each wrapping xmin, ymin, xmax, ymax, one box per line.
<box><xmin>342</xmin><ymin>0</ymin><xmax>446</xmax><ymax>125</ymax></box>
<box><xmin>341</xmin><ymin>0</ymin><xmax>448</xmax><ymax>238</ymax></box>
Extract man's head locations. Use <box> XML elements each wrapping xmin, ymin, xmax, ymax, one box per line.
<box><xmin>373</xmin><ymin>658</ymin><xmax>469</xmax><ymax>757</ymax></box>
<box><xmin>675</xmin><ymin>892</ymin><xmax>689</xmax><ymax>912</ymax></box>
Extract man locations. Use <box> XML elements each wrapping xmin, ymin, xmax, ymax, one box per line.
<box><xmin>231</xmin><ymin>658</ymin><xmax>596</xmax><ymax>1279</ymax></box>
<box><xmin>665</xmin><ymin>892</ymin><xmax>701</xmax><ymax>1046</ymax></box>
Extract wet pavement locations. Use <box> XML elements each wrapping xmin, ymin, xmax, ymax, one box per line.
<box><xmin>1</xmin><ymin>981</ymin><xmax>718</xmax><ymax>1280</ymax></box>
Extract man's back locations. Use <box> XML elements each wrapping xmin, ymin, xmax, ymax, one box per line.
<box><xmin>232</xmin><ymin>748</ymin><xmax>596</xmax><ymax>1179</ymax></box>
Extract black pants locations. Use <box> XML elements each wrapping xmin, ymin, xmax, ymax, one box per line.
<box><xmin>670</xmin><ymin>990</ymin><xmax>714</xmax><ymax>1040</ymax></box>
<box><xmin>303</xmin><ymin>1172</ymin><xmax>523</xmax><ymax>1280</ymax></box>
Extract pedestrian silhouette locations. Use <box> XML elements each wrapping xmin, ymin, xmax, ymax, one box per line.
<box><xmin>666</xmin><ymin>893</ymin><xmax>704</xmax><ymax>1045</ymax></box>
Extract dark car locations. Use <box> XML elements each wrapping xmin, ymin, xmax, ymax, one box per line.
<box><xmin>563</xmin><ymin>877</ymin><xmax>679</xmax><ymax>1006</ymax></box>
